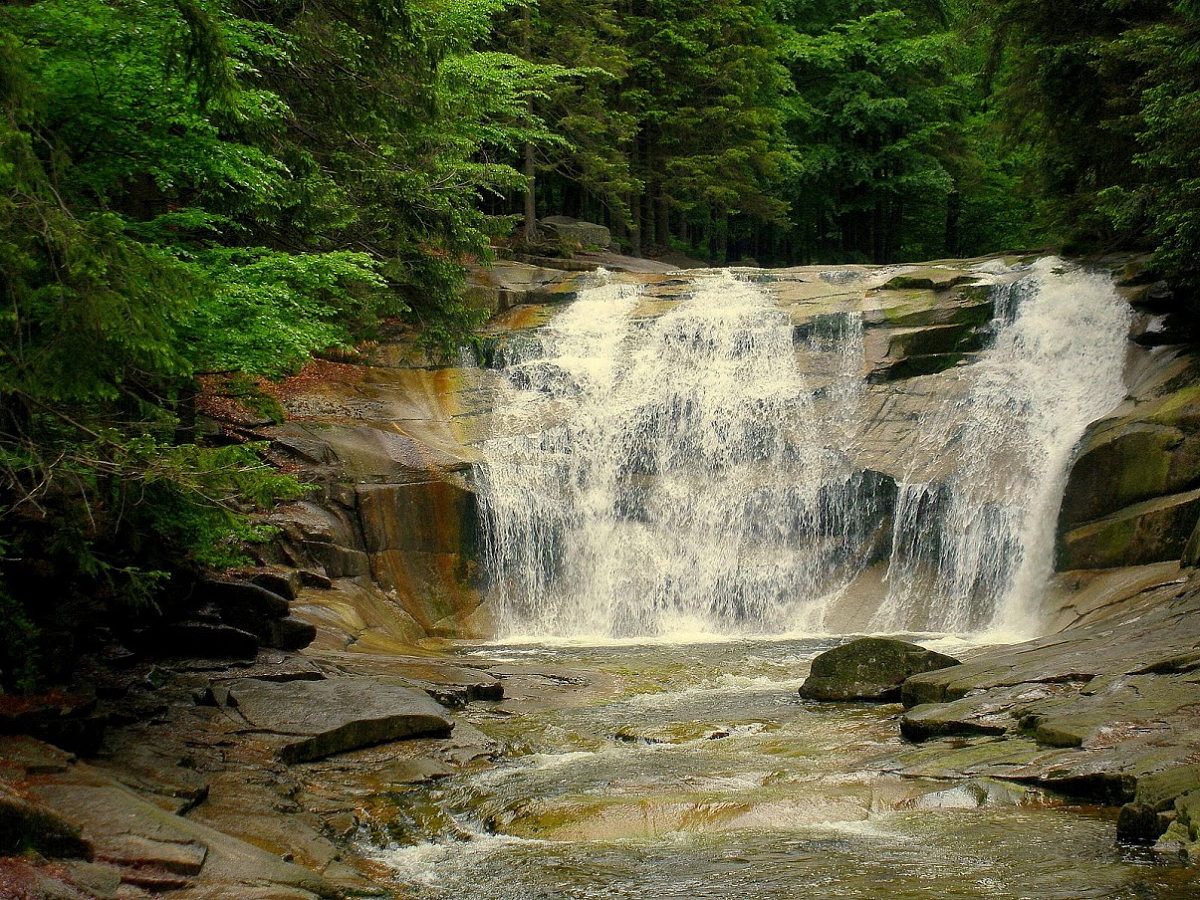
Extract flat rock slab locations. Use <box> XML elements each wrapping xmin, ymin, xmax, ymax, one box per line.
<box><xmin>227</xmin><ymin>677</ymin><xmax>454</xmax><ymax>763</ymax></box>
<box><xmin>316</xmin><ymin>651</ymin><xmax>504</xmax><ymax>706</ymax></box>
<box><xmin>29</xmin><ymin>771</ymin><xmax>338</xmax><ymax>899</ymax></box>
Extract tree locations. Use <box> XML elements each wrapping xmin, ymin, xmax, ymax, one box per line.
<box><xmin>778</xmin><ymin>2</ymin><xmax>963</xmax><ymax>262</ymax></box>
<box><xmin>0</xmin><ymin>0</ymin><xmax>569</xmax><ymax>689</ymax></box>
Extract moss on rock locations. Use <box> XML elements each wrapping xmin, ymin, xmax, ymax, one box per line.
<box><xmin>798</xmin><ymin>637</ymin><xmax>960</xmax><ymax>702</ymax></box>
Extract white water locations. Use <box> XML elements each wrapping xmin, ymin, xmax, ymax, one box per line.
<box><xmin>476</xmin><ymin>259</ymin><xmax>1130</xmax><ymax>640</ymax></box>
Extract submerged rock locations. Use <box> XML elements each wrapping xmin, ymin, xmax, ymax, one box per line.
<box><xmin>798</xmin><ymin>637</ymin><xmax>961</xmax><ymax>702</ymax></box>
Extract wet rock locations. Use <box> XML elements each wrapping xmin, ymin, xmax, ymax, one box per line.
<box><xmin>1166</xmin><ymin>790</ymin><xmax>1200</xmax><ymax>858</ymax></box>
<box><xmin>298</xmin><ymin>570</ymin><xmax>333</xmax><ymax>590</ymax></box>
<box><xmin>881</xmin><ymin>268</ymin><xmax>976</xmax><ymax>292</ymax></box>
<box><xmin>1057</xmin><ymin>423</ymin><xmax>1200</xmax><ymax>529</ymax></box>
<box><xmin>263</xmin><ymin>615</ymin><xmax>318</xmax><ymax>651</ymax></box>
<box><xmin>314</xmin><ymin>651</ymin><xmax>503</xmax><ymax>707</ymax></box>
<box><xmin>900</xmin><ymin>697</ymin><xmax>1014</xmax><ymax>742</ymax></box>
<box><xmin>0</xmin><ymin>691</ymin><xmax>107</xmax><ymax>755</ymax></box>
<box><xmin>0</xmin><ymin>736</ymin><xmax>75</xmax><ymax>776</ymax></box>
<box><xmin>892</xmin><ymin>578</ymin><xmax>1200</xmax><ymax>817</ymax></box>
<box><xmin>464</xmin><ymin>259</ymin><xmax>583</xmax><ymax>313</ymax></box>
<box><xmin>226</xmin><ymin>677</ymin><xmax>454</xmax><ymax>763</ymax></box>
<box><xmin>1118</xmin><ymin>765</ymin><xmax>1200</xmax><ymax>843</ymax></box>
<box><xmin>798</xmin><ymin>637</ymin><xmax>960</xmax><ymax>702</ymax></box>
<box><xmin>356</xmin><ymin>481</ymin><xmax>477</xmax><ymax>555</ymax></box>
<box><xmin>1056</xmin><ymin>378</ymin><xmax>1200</xmax><ymax>569</ymax></box>
<box><xmin>59</xmin><ymin>860</ymin><xmax>123</xmax><ymax>899</ymax></box>
<box><xmin>293</xmin><ymin>579</ymin><xmax>428</xmax><ymax>654</ymax></box>
<box><xmin>100</xmin><ymin>833</ymin><xmax>208</xmax><ymax>876</ymax></box>
<box><xmin>868</xmin><ymin>351</ymin><xmax>969</xmax><ymax>382</ymax></box>
<box><xmin>198</xmin><ymin>578</ymin><xmax>291</xmax><ymax>619</ymax></box>
<box><xmin>28</xmin><ymin>773</ymin><xmax>339</xmax><ymax>899</ymax></box>
<box><xmin>0</xmin><ymin>784</ymin><xmax>91</xmax><ymax>858</ymax></box>
<box><xmin>1057</xmin><ymin>487</ymin><xmax>1200</xmax><ymax>569</ymax></box>
<box><xmin>886</xmin><ymin>322</ymin><xmax>983</xmax><ymax>358</ymax></box>
<box><xmin>303</xmin><ymin>541</ymin><xmax>372</xmax><ymax>579</ymax></box>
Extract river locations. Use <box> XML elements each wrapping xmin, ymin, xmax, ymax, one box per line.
<box><xmin>365</xmin><ymin>638</ymin><xmax>1198</xmax><ymax>899</ymax></box>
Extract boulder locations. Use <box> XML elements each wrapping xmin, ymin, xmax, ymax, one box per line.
<box><xmin>1057</xmin><ymin>423</ymin><xmax>1200</xmax><ymax>529</ymax></box>
<box><xmin>798</xmin><ymin>637</ymin><xmax>961</xmax><ymax>702</ymax></box>
<box><xmin>538</xmin><ymin>215</ymin><xmax>612</xmax><ymax>250</ymax></box>
<box><xmin>226</xmin><ymin>677</ymin><xmax>454</xmax><ymax>763</ymax></box>
<box><xmin>262</xmin><ymin>615</ymin><xmax>318</xmax><ymax>651</ymax></box>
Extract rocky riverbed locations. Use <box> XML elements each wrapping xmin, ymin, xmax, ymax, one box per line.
<box><xmin>5</xmin><ymin>251</ymin><xmax>1200</xmax><ymax>897</ymax></box>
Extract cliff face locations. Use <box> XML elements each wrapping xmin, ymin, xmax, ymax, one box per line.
<box><xmin>265</xmin><ymin>256</ymin><xmax>1024</xmax><ymax>644</ymax></box>
<box><xmin>257</xmin><ymin>262</ymin><xmax>589</xmax><ymax>650</ymax></box>
<box><xmin>267</xmin><ymin>254</ymin><xmax>1200</xmax><ymax>649</ymax></box>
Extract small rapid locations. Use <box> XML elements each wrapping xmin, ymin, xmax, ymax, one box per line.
<box><xmin>476</xmin><ymin>258</ymin><xmax>1131</xmax><ymax>640</ymax></box>
<box><xmin>362</xmin><ymin>640</ymin><xmax>1196</xmax><ymax>900</ymax></box>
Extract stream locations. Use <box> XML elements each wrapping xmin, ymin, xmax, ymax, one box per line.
<box><xmin>366</xmin><ymin>638</ymin><xmax>1198</xmax><ymax>899</ymax></box>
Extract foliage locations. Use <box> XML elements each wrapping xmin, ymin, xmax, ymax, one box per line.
<box><xmin>2</xmin><ymin>0</ymin><xmax>1199</xmax><ymax>691</ymax></box>
<box><xmin>779</xmin><ymin>3</ymin><xmax>964</xmax><ymax>262</ymax></box>
<box><xmin>975</xmin><ymin>0</ymin><xmax>1200</xmax><ymax>285</ymax></box>
<box><xmin>0</xmin><ymin>0</ymin><xmax>564</xmax><ymax>690</ymax></box>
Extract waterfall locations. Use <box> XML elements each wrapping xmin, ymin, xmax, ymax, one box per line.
<box><xmin>871</xmin><ymin>260</ymin><xmax>1131</xmax><ymax>636</ymax></box>
<box><xmin>476</xmin><ymin>259</ymin><xmax>1130</xmax><ymax>640</ymax></box>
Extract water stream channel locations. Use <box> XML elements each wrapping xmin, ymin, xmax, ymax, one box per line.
<box><xmin>365</xmin><ymin>260</ymin><xmax>1196</xmax><ymax>896</ymax></box>
<box><xmin>369</xmin><ymin>639</ymin><xmax>1196</xmax><ymax>899</ymax></box>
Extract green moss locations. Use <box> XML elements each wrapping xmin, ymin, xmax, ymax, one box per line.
<box><xmin>896</xmin><ymin>735</ymin><xmax>1050</xmax><ymax>779</ymax></box>
<box><xmin>1147</xmin><ymin>384</ymin><xmax>1200</xmax><ymax>430</ymax></box>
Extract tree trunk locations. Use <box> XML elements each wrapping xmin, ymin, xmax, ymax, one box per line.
<box><xmin>656</xmin><ymin>197</ymin><xmax>670</xmax><ymax>253</ymax></box>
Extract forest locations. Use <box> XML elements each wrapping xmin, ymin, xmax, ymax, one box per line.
<box><xmin>1</xmin><ymin>0</ymin><xmax>1198</xmax><ymax>689</ymax></box>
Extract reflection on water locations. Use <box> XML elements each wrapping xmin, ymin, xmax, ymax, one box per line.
<box><xmin>363</xmin><ymin>640</ymin><xmax>1198</xmax><ymax>899</ymax></box>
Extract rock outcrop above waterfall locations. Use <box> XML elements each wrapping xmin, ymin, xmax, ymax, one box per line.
<box><xmin>538</xmin><ymin>215</ymin><xmax>612</xmax><ymax>250</ymax></box>
<box><xmin>799</xmin><ymin>638</ymin><xmax>961</xmax><ymax>702</ymax></box>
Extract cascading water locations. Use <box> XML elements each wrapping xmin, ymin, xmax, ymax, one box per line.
<box><xmin>871</xmin><ymin>260</ymin><xmax>1131</xmax><ymax>635</ymax></box>
<box><xmin>475</xmin><ymin>259</ymin><xmax>1130</xmax><ymax>640</ymax></box>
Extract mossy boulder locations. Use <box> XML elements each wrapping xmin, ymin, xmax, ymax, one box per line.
<box><xmin>1058</xmin><ymin>423</ymin><xmax>1200</xmax><ymax>529</ymax></box>
<box><xmin>798</xmin><ymin>637</ymin><xmax>961</xmax><ymax>702</ymax></box>
<box><xmin>538</xmin><ymin>216</ymin><xmax>612</xmax><ymax>250</ymax></box>
<box><xmin>881</xmin><ymin>268</ymin><xmax>975</xmax><ymax>292</ymax></box>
